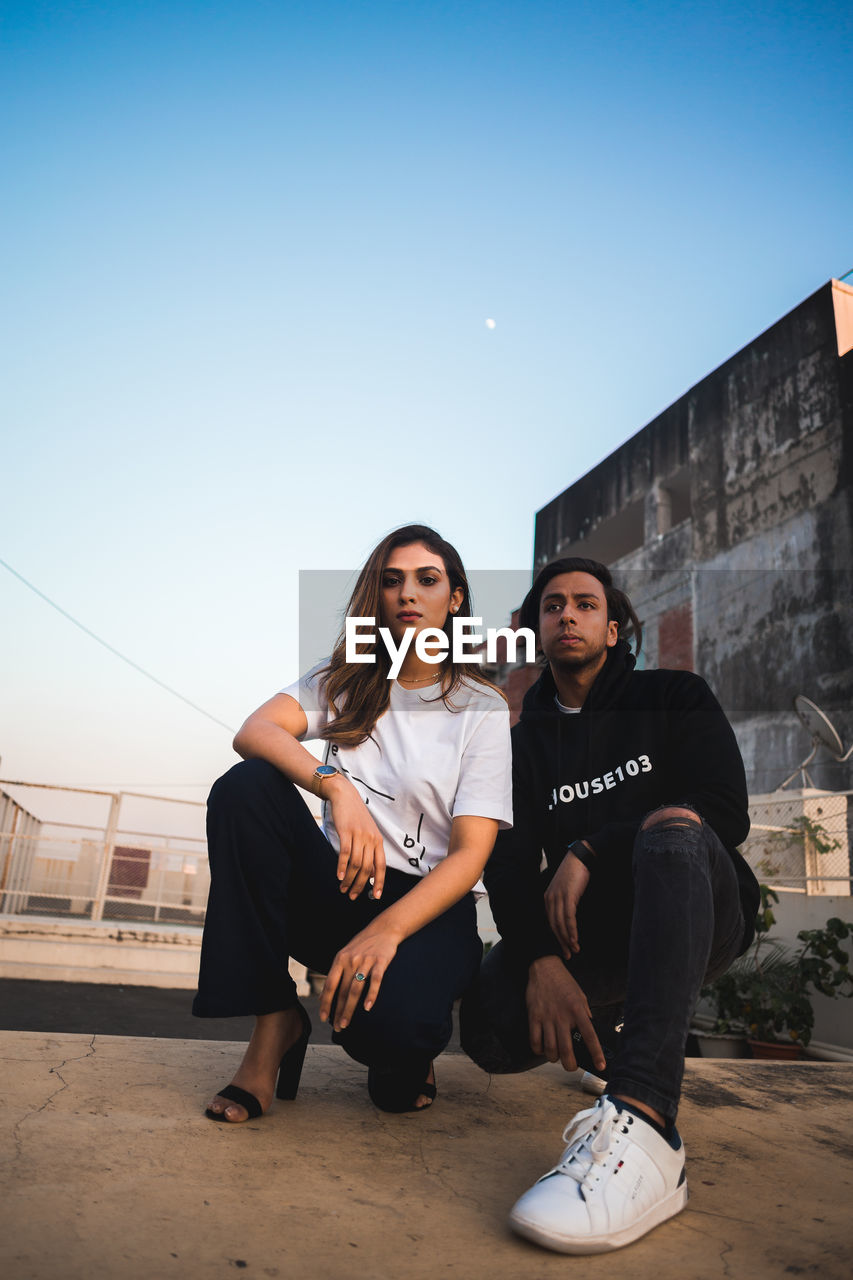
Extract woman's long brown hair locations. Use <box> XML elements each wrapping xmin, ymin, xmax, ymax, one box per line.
<box><xmin>319</xmin><ymin>524</ymin><xmax>500</xmax><ymax>747</ymax></box>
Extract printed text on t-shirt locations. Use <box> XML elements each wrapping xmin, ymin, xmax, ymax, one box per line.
<box><xmin>547</xmin><ymin>755</ymin><xmax>653</xmax><ymax>810</ymax></box>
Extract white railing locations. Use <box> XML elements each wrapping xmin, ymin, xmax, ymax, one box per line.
<box><xmin>0</xmin><ymin>782</ymin><xmax>209</xmax><ymax>925</ymax></box>
<box><xmin>2</xmin><ymin>782</ymin><xmax>851</xmax><ymax>933</ymax></box>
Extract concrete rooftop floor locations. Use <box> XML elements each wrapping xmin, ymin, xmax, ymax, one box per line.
<box><xmin>2</xmin><ymin>1032</ymin><xmax>851</xmax><ymax>1280</ymax></box>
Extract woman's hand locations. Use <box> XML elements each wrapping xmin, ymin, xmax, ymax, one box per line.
<box><xmin>232</xmin><ymin>695</ymin><xmax>386</xmax><ymax>900</ymax></box>
<box><xmin>325</xmin><ymin>776</ymin><xmax>387</xmax><ymax>900</ymax></box>
<box><xmin>319</xmin><ymin>813</ymin><xmax>498</xmax><ymax>1032</ymax></box>
<box><xmin>319</xmin><ymin>924</ymin><xmax>402</xmax><ymax>1031</ymax></box>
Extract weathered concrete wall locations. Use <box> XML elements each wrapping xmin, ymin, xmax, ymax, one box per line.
<box><xmin>534</xmin><ymin>400</ymin><xmax>689</xmax><ymax>567</ymax></box>
<box><xmin>0</xmin><ymin>915</ymin><xmax>311</xmax><ymax>993</ymax></box>
<box><xmin>770</xmin><ymin>890</ymin><xmax>853</xmax><ymax>1057</ymax></box>
<box><xmin>533</xmin><ymin>281</ymin><xmax>853</xmax><ymax>796</ymax></box>
<box><xmin>689</xmin><ymin>284</ymin><xmax>848</xmax><ymax>560</ymax></box>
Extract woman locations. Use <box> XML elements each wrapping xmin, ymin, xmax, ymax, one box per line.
<box><xmin>193</xmin><ymin>524</ymin><xmax>511</xmax><ymax>1118</ymax></box>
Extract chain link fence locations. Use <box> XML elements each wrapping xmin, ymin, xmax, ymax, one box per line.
<box><xmin>741</xmin><ymin>789</ymin><xmax>851</xmax><ymax>895</ymax></box>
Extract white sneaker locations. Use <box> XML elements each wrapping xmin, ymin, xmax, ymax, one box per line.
<box><xmin>509</xmin><ymin>1096</ymin><xmax>688</xmax><ymax>1254</ymax></box>
<box><xmin>580</xmin><ymin>1070</ymin><xmax>607</xmax><ymax>1096</ymax></box>
<box><xmin>564</xmin><ymin>1068</ymin><xmax>608</xmax><ymax>1096</ymax></box>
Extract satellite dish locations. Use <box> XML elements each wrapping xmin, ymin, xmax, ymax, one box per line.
<box><xmin>793</xmin><ymin>695</ymin><xmax>846</xmax><ymax>759</ymax></box>
<box><xmin>777</xmin><ymin>694</ymin><xmax>853</xmax><ymax>790</ymax></box>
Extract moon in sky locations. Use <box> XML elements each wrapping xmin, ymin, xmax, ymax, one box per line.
<box><xmin>485</xmin><ymin>318</ymin><xmax>496</xmax><ymax>329</ymax></box>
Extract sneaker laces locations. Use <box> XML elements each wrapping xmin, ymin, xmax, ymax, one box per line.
<box><xmin>548</xmin><ymin>1099</ymin><xmax>621</xmax><ymax>1186</ymax></box>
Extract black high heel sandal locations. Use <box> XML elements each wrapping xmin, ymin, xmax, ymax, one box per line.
<box><xmin>367</xmin><ymin>1061</ymin><xmax>436</xmax><ymax>1113</ymax></box>
<box><xmin>206</xmin><ymin>1003</ymin><xmax>312</xmax><ymax>1122</ymax></box>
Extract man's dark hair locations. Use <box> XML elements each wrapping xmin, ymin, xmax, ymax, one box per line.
<box><xmin>519</xmin><ymin>557</ymin><xmax>643</xmax><ymax>654</ymax></box>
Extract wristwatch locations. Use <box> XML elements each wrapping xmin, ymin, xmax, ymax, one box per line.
<box><xmin>567</xmin><ymin>839</ymin><xmax>596</xmax><ymax>873</ymax></box>
<box><xmin>312</xmin><ymin>764</ymin><xmax>340</xmax><ymax>796</ymax></box>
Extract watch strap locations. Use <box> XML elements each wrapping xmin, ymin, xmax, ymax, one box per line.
<box><xmin>567</xmin><ymin>840</ymin><xmax>596</xmax><ymax>873</ymax></box>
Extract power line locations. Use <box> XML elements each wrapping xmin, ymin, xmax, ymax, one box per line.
<box><xmin>1</xmin><ymin>556</ymin><xmax>236</xmax><ymax>734</ymax></box>
<box><xmin>70</xmin><ymin>782</ymin><xmax>213</xmax><ymax>790</ymax></box>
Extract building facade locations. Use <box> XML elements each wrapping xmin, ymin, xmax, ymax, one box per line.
<box><xmin>531</xmin><ymin>279</ymin><xmax>853</xmax><ymax>796</ymax></box>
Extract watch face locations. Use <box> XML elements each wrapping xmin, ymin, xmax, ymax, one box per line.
<box><xmin>316</xmin><ymin>765</ymin><xmax>337</xmax><ymax>777</ymax></box>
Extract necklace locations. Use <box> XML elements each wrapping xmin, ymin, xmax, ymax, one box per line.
<box><xmin>397</xmin><ymin>672</ymin><xmax>442</xmax><ymax>685</ymax></box>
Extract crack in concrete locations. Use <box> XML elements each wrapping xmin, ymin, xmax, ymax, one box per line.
<box><xmin>411</xmin><ymin>1132</ymin><xmax>487</xmax><ymax>1215</ymax></box>
<box><xmin>718</xmin><ymin>1237</ymin><xmax>734</xmax><ymax>1277</ymax></box>
<box><xmin>374</xmin><ymin>1118</ymin><xmax>408</xmax><ymax>1149</ymax></box>
<box><xmin>679</xmin><ymin>1216</ymin><xmax>739</xmax><ymax>1275</ymax></box>
<box><xmin>7</xmin><ymin>1034</ymin><xmax>97</xmax><ymax>1172</ymax></box>
<box><xmin>43</xmin><ymin>1032</ymin><xmax>98</xmax><ymax>1100</ymax></box>
<box><xmin>687</xmin><ymin>1206</ymin><xmax>755</xmax><ymax>1227</ymax></box>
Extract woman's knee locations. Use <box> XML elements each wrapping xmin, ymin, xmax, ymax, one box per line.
<box><xmin>208</xmin><ymin>757</ymin><xmax>288</xmax><ymax>813</ymax></box>
<box><xmin>374</xmin><ymin>989</ymin><xmax>452</xmax><ymax>1054</ymax></box>
<box><xmin>338</xmin><ymin>1001</ymin><xmax>451</xmax><ymax>1066</ymax></box>
<box><xmin>206</xmin><ymin>759</ymin><xmax>308</xmax><ymax>880</ymax></box>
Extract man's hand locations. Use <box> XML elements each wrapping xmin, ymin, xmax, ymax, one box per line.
<box><xmin>544</xmin><ymin>845</ymin><xmax>591</xmax><ymax>956</ymax></box>
<box><xmin>526</xmin><ymin>956</ymin><xmax>606</xmax><ymax>1073</ymax></box>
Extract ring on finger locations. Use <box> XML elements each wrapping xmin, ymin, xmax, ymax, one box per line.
<box><xmin>355</xmin><ymin>972</ymin><xmax>366</xmax><ymax>982</ymax></box>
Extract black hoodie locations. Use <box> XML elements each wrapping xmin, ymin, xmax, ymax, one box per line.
<box><xmin>485</xmin><ymin>639</ymin><xmax>760</xmax><ymax>963</ymax></box>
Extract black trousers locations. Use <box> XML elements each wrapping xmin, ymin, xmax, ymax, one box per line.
<box><xmin>193</xmin><ymin>759</ymin><xmax>483</xmax><ymax>1076</ymax></box>
<box><xmin>460</xmin><ymin>809</ymin><xmax>747</xmax><ymax>1122</ymax></box>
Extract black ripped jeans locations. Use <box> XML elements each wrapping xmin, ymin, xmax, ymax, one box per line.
<box><xmin>460</xmin><ymin>810</ymin><xmax>747</xmax><ymax>1122</ymax></box>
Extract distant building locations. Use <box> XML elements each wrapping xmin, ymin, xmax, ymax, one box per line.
<box><xmin>524</xmin><ymin>278</ymin><xmax>853</xmax><ymax>795</ymax></box>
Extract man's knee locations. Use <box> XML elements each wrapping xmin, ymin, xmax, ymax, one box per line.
<box><xmin>458</xmin><ymin>972</ymin><xmax>501</xmax><ymax>1068</ymax></box>
<box><xmin>640</xmin><ymin>805</ymin><xmax>701</xmax><ymax>832</ymax></box>
<box><xmin>460</xmin><ymin>945</ymin><xmax>541</xmax><ymax>1074</ymax></box>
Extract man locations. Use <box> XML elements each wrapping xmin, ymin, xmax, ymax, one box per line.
<box><xmin>461</xmin><ymin>557</ymin><xmax>759</xmax><ymax>1254</ymax></box>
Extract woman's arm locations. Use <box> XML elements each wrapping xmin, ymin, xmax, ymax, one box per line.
<box><xmin>320</xmin><ymin>813</ymin><xmax>499</xmax><ymax>1031</ymax></box>
<box><xmin>234</xmin><ymin>693</ymin><xmax>387</xmax><ymax>899</ymax></box>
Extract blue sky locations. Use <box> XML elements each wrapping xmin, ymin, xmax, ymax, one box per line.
<box><xmin>1</xmin><ymin>0</ymin><xmax>850</xmax><ymax>804</ymax></box>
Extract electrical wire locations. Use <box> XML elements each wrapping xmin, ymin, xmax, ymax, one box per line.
<box><xmin>0</xmin><ymin>556</ymin><xmax>236</xmax><ymax>734</ymax></box>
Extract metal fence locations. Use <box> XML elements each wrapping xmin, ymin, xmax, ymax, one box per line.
<box><xmin>742</xmin><ymin>788</ymin><xmax>851</xmax><ymax>895</ymax></box>
<box><xmin>0</xmin><ymin>782</ymin><xmax>209</xmax><ymax>925</ymax></box>
<box><xmin>2</xmin><ymin>782</ymin><xmax>851</xmax><ymax>930</ymax></box>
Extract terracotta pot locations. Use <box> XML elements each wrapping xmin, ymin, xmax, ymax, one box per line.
<box><xmin>747</xmin><ymin>1038</ymin><xmax>804</xmax><ymax>1060</ymax></box>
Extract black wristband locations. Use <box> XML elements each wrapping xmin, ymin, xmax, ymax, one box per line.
<box><xmin>567</xmin><ymin>840</ymin><xmax>597</xmax><ymax>873</ymax></box>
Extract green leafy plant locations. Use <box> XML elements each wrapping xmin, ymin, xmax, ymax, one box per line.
<box><xmin>789</xmin><ymin>814</ymin><xmax>842</xmax><ymax>858</ymax></box>
<box><xmin>702</xmin><ymin>885</ymin><xmax>853</xmax><ymax>1047</ymax></box>
<box><xmin>755</xmin><ymin>813</ymin><xmax>842</xmax><ymax>879</ymax></box>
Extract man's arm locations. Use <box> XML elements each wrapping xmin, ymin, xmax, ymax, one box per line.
<box><xmin>485</xmin><ymin>742</ymin><xmax>606</xmax><ymax>1072</ymax></box>
<box><xmin>484</xmin><ymin>746</ymin><xmax>560</xmax><ymax>963</ymax></box>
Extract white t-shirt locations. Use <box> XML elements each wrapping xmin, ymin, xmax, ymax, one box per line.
<box><xmin>282</xmin><ymin>661</ymin><xmax>512</xmax><ymax>895</ymax></box>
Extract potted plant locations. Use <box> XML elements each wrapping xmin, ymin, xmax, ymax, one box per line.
<box><xmin>688</xmin><ymin>1023</ymin><xmax>750</xmax><ymax>1059</ymax></box>
<box><xmin>699</xmin><ymin>886</ymin><xmax>853</xmax><ymax>1059</ymax></box>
